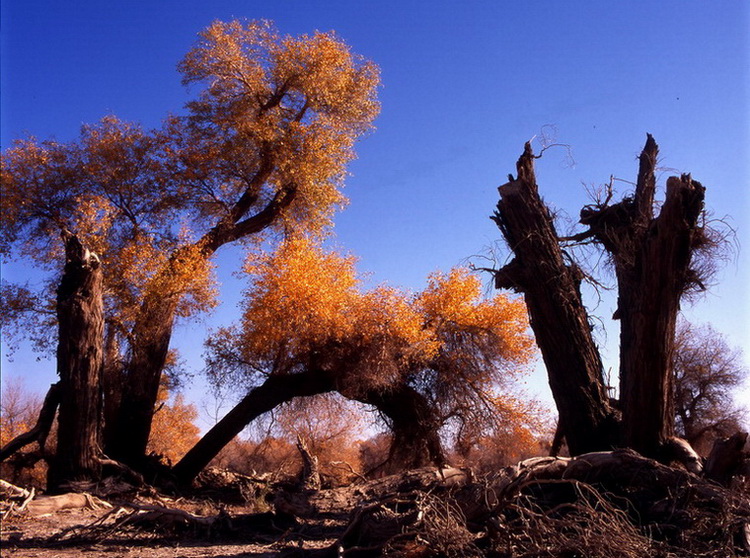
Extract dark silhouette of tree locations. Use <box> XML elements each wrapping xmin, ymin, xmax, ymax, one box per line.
<box><xmin>673</xmin><ymin>320</ymin><xmax>748</xmax><ymax>454</ymax></box>
<box><xmin>490</xmin><ymin>136</ymin><xmax>715</xmax><ymax>458</ymax></box>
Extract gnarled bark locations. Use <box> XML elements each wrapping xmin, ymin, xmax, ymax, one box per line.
<box><xmin>579</xmin><ymin>135</ymin><xmax>706</xmax><ymax>456</ymax></box>
<box><xmin>491</xmin><ymin>143</ymin><xmax>618</xmax><ymax>455</ymax></box>
<box><xmin>492</xmin><ymin>137</ymin><xmax>707</xmax><ymax>460</ymax></box>
<box><xmin>48</xmin><ymin>231</ymin><xmax>105</xmax><ymax>490</ymax></box>
<box><xmin>354</xmin><ymin>383</ymin><xmax>446</xmax><ymax>474</ymax></box>
<box><xmin>105</xmin><ymin>185</ymin><xmax>298</xmax><ymax>467</ymax></box>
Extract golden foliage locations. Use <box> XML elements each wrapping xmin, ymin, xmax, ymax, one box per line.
<box><xmin>146</xmin><ymin>383</ymin><xmax>201</xmax><ymax>465</ymax></box>
<box><xmin>177</xmin><ymin>18</ymin><xmax>380</xmax><ymax>234</ymax></box>
<box><xmin>216</xmin><ymin>236</ymin><xmax>534</xmax><ymax>391</ymax></box>
<box><xmin>240</xmin><ymin>235</ymin><xmax>361</xmax><ymax>358</ymax></box>
<box><xmin>206</xmin><ymin>237</ymin><xmax>538</xmax><ymax>463</ymax></box>
<box><xmin>1</xmin><ymin>18</ymin><xmax>379</xmax><ymax>363</ymax></box>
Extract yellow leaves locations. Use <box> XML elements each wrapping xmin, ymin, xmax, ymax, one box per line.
<box><xmin>179</xmin><ymin>18</ymin><xmax>379</xmax><ymax>236</ymax></box>
<box><xmin>240</xmin><ymin>235</ymin><xmax>360</xmax><ymax>359</ymax></box>
<box><xmin>230</xmin><ymin>237</ymin><xmax>534</xmax><ymax>400</ymax></box>
<box><xmin>3</xmin><ymin>18</ymin><xmax>378</xmax><ymax>358</ymax></box>
<box><xmin>147</xmin><ymin>383</ymin><xmax>201</xmax><ymax>464</ymax></box>
<box><xmin>418</xmin><ymin>268</ymin><xmax>534</xmax><ymax>371</ymax></box>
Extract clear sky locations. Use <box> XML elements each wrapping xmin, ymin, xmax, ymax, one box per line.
<box><xmin>2</xmin><ymin>1</ymin><xmax>748</xmax><ymax>425</ymax></box>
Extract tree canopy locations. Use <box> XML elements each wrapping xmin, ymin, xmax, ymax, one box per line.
<box><xmin>201</xmin><ymin>235</ymin><xmax>536</xmax><ymax>467</ymax></box>
<box><xmin>1</xmin><ymin>19</ymin><xmax>380</xmax><ymax>465</ymax></box>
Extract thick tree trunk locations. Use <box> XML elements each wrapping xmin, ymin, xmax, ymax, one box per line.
<box><xmin>354</xmin><ymin>383</ymin><xmax>446</xmax><ymax>473</ymax></box>
<box><xmin>105</xmin><ymin>295</ymin><xmax>178</xmax><ymax>466</ymax></box>
<box><xmin>173</xmin><ymin>369</ymin><xmax>336</xmax><ymax>485</ymax></box>
<box><xmin>105</xmin><ymin>186</ymin><xmax>297</xmax><ymax>467</ymax></box>
<box><xmin>491</xmin><ymin>143</ymin><xmax>618</xmax><ymax>455</ymax></box>
<box><xmin>48</xmin><ymin>232</ymin><xmax>105</xmax><ymax>490</ymax></box>
<box><xmin>580</xmin><ymin>136</ymin><xmax>705</xmax><ymax>457</ymax></box>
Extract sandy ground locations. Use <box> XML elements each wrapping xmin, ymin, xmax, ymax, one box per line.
<box><xmin>0</xmin><ymin>504</ymin><xmax>339</xmax><ymax>557</ymax></box>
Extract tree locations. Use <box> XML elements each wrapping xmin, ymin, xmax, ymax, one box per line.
<box><xmin>274</xmin><ymin>394</ymin><xmax>369</xmax><ymax>486</ymax></box>
<box><xmin>490</xmin><ymin>136</ymin><xmax>714</xmax><ymax>458</ymax></box>
<box><xmin>672</xmin><ymin>320</ymin><xmax>748</xmax><ymax>454</ymax></box>
<box><xmin>490</xmin><ymin>143</ymin><xmax>619</xmax><ymax>455</ymax></box>
<box><xmin>173</xmin><ymin>235</ymin><xmax>534</xmax><ymax>482</ymax></box>
<box><xmin>0</xmin><ymin>19</ymin><xmax>380</xmax><ymax>468</ymax></box>
<box><xmin>47</xmin><ymin>232</ymin><xmax>105</xmax><ymax>490</ymax></box>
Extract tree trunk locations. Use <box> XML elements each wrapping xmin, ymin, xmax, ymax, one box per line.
<box><xmin>173</xmin><ymin>369</ymin><xmax>336</xmax><ymax>485</ymax></box>
<box><xmin>105</xmin><ymin>186</ymin><xmax>297</xmax><ymax>467</ymax></box>
<box><xmin>491</xmin><ymin>143</ymin><xmax>618</xmax><ymax>455</ymax></box>
<box><xmin>101</xmin><ymin>323</ymin><xmax>124</xmax><ymax>457</ymax></box>
<box><xmin>579</xmin><ymin>136</ymin><xmax>705</xmax><ymax>457</ymax></box>
<box><xmin>296</xmin><ymin>435</ymin><xmax>321</xmax><ymax>491</ymax></box>
<box><xmin>48</xmin><ymin>231</ymin><xmax>105</xmax><ymax>490</ymax></box>
<box><xmin>354</xmin><ymin>383</ymin><xmax>446</xmax><ymax>473</ymax></box>
<box><xmin>104</xmin><ymin>295</ymin><xmax>178</xmax><ymax>466</ymax></box>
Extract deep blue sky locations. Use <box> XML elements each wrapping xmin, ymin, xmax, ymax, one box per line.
<box><xmin>2</xmin><ymin>1</ymin><xmax>748</xmax><ymax>422</ymax></box>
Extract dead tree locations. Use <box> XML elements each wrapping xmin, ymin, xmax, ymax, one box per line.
<box><xmin>491</xmin><ymin>136</ymin><xmax>708</xmax><ymax>459</ymax></box>
<box><xmin>47</xmin><ymin>231</ymin><xmax>105</xmax><ymax>490</ymax></box>
<box><xmin>491</xmin><ymin>143</ymin><xmax>619</xmax><ymax>455</ymax></box>
<box><xmin>575</xmin><ymin>135</ymin><xmax>706</xmax><ymax>456</ymax></box>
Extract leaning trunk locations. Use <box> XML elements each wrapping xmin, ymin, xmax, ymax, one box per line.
<box><xmin>105</xmin><ymin>187</ymin><xmax>294</xmax><ymax>467</ymax></box>
<box><xmin>104</xmin><ymin>295</ymin><xmax>178</xmax><ymax>466</ymax></box>
<box><xmin>173</xmin><ymin>369</ymin><xmax>336</xmax><ymax>485</ymax></box>
<box><xmin>491</xmin><ymin>143</ymin><xmax>618</xmax><ymax>455</ymax></box>
<box><xmin>48</xmin><ymin>231</ymin><xmax>105</xmax><ymax>490</ymax></box>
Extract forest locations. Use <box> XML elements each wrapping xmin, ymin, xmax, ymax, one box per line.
<box><xmin>1</xmin><ymin>16</ymin><xmax>749</xmax><ymax>558</ymax></box>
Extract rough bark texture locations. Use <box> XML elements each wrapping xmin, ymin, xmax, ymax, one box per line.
<box><xmin>579</xmin><ymin>135</ymin><xmax>706</xmax><ymax>457</ymax></box>
<box><xmin>48</xmin><ymin>231</ymin><xmax>105</xmax><ymax>490</ymax></box>
<box><xmin>492</xmin><ymin>137</ymin><xmax>707</xmax><ymax>459</ymax></box>
<box><xmin>105</xmin><ymin>295</ymin><xmax>179</xmax><ymax>466</ymax></box>
<box><xmin>354</xmin><ymin>383</ymin><xmax>447</xmax><ymax>473</ymax></box>
<box><xmin>491</xmin><ymin>143</ymin><xmax>618</xmax><ymax>455</ymax></box>
<box><xmin>105</xmin><ymin>185</ymin><xmax>297</xmax><ymax>467</ymax></box>
<box><xmin>173</xmin><ymin>369</ymin><xmax>335</xmax><ymax>485</ymax></box>
<box><xmin>296</xmin><ymin>435</ymin><xmax>322</xmax><ymax>491</ymax></box>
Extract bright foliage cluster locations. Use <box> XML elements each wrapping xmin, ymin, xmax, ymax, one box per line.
<box><xmin>0</xmin><ymin>19</ymin><xmax>379</xmax><ymax>363</ymax></box>
<box><xmin>146</xmin><ymin>383</ymin><xmax>202</xmax><ymax>465</ymax></box>
<box><xmin>206</xmin><ymin>236</ymin><xmax>535</xmax><ymax>431</ymax></box>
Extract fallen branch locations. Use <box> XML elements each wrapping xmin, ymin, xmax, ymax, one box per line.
<box><xmin>0</xmin><ymin>382</ymin><xmax>60</xmax><ymax>462</ymax></box>
<box><xmin>26</xmin><ymin>492</ymin><xmax>113</xmax><ymax>515</ymax></box>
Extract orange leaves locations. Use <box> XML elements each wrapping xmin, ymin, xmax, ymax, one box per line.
<box><xmin>240</xmin><ymin>235</ymin><xmax>360</xmax><ymax>360</ymax></box>
<box><xmin>178</xmin><ymin>19</ymin><xmax>379</xmax><ymax>235</ymax></box>
<box><xmin>147</xmin><ymin>383</ymin><xmax>201</xmax><ymax>465</ymax></box>
<box><xmin>417</xmin><ymin>268</ymin><xmax>534</xmax><ymax>375</ymax></box>
<box><xmin>3</xmin><ymin>18</ymin><xmax>379</xmax><ymax>358</ymax></box>
<box><xmin>221</xmin><ymin>236</ymin><xmax>534</xmax><ymax>401</ymax></box>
